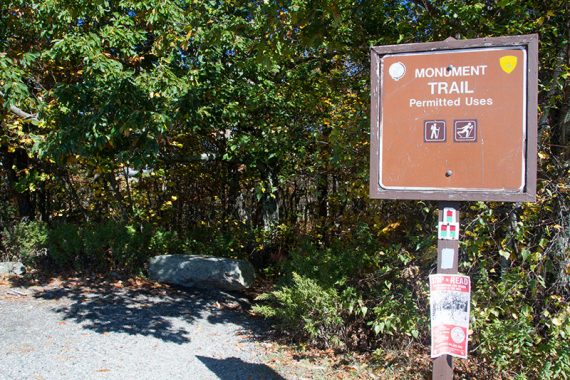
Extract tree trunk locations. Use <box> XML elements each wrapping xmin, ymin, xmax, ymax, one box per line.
<box><xmin>0</xmin><ymin>146</ymin><xmax>35</xmax><ymax>220</ymax></box>
<box><xmin>262</xmin><ymin>171</ymin><xmax>279</xmax><ymax>231</ymax></box>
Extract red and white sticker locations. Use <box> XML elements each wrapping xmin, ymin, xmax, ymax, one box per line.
<box><xmin>438</xmin><ymin>207</ymin><xmax>459</xmax><ymax>240</ymax></box>
<box><xmin>438</xmin><ymin>222</ymin><xmax>460</xmax><ymax>240</ymax></box>
<box><xmin>430</xmin><ymin>274</ymin><xmax>471</xmax><ymax>359</ymax></box>
<box><xmin>443</xmin><ymin>207</ymin><xmax>457</xmax><ymax>223</ymax></box>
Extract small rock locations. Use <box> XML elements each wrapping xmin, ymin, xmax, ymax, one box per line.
<box><xmin>0</xmin><ymin>262</ymin><xmax>25</xmax><ymax>276</ymax></box>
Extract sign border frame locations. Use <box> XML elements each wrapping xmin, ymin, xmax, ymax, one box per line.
<box><xmin>369</xmin><ymin>34</ymin><xmax>538</xmax><ymax>202</ymax></box>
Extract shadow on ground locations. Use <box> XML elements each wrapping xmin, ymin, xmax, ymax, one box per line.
<box><xmin>196</xmin><ymin>356</ymin><xmax>285</xmax><ymax>380</ymax></box>
<box><xmin>9</xmin><ymin>275</ymin><xmax>268</xmax><ymax>346</ymax></box>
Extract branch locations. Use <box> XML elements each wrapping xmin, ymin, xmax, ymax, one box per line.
<box><xmin>538</xmin><ymin>13</ymin><xmax>570</xmax><ymax>134</ymax></box>
<box><xmin>411</xmin><ymin>0</ymin><xmax>438</xmax><ymax>16</ymax></box>
<box><xmin>9</xmin><ymin>103</ymin><xmax>38</xmax><ymax>122</ymax></box>
<box><xmin>0</xmin><ymin>91</ymin><xmax>39</xmax><ymax>122</ymax></box>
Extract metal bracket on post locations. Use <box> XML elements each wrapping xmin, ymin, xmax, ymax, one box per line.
<box><xmin>433</xmin><ymin>201</ymin><xmax>460</xmax><ymax>379</ymax></box>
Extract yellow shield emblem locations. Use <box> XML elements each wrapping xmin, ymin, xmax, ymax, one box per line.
<box><xmin>500</xmin><ymin>55</ymin><xmax>517</xmax><ymax>74</ymax></box>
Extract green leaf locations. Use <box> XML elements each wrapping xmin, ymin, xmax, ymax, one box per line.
<box><xmin>499</xmin><ymin>249</ymin><xmax>511</xmax><ymax>260</ymax></box>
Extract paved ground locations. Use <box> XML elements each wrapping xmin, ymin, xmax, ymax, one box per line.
<box><xmin>0</xmin><ymin>276</ymin><xmax>287</xmax><ymax>380</ymax></box>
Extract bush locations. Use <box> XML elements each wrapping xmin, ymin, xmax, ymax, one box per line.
<box><xmin>149</xmin><ymin>229</ymin><xmax>182</xmax><ymax>254</ymax></box>
<box><xmin>47</xmin><ymin>223</ymin><xmax>81</xmax><ymax>269</ymax></box>
<box><xmin>471</xmin><ymin>267</ymin><xmax>570</xmax><ymax>379</ymax></box>
<box><xmin>181</xmin><ymin>222</ymin><xmax>254</xmax><ymax>260</ymax></box>
<box><xmin>282</xmin><ymin>223</ymin><xmax>383</xmax><ymax>288</ymax></box>
<box><xmin>1</xmin><ymin>220</ymin><xmax>48</xmax><ymax>264</ymax></box>
<box><xmin>253</xmin><ymin>223</ymin><xmax>427</xmax><ymax>349</ymax></box>
<box><xmin>474</xmin><ymin>304</ymin><xmax>570</xmax><ymax>379</ymax></box>
<box><xmin>83</xmin><ymin>222</ymin><xmax>145</xmax><ymax>272</ymax></box>
<box><xmin>368</xmin><ymin>282</ymin><xmax>424</xmax><ymax>340</ymax></box>
<box><xmin>47</xmin><ymin>221</ymin><xmax>158</xmax><ymax>273</ymax></box>
<box><xmin>254</xmin><ymin>272</ymin><xmax>347</xmax><ymax>348</ymax></box>
<box><xmin>255</xmin><ymin>188</ymin><xmax>569</xmax><ymax>378</ymax></box>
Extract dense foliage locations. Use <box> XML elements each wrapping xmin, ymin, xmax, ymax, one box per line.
<box><xmin>1</xmin><ymin>0</ymin><xmax>569</xmax><ymax>377</ymax></box>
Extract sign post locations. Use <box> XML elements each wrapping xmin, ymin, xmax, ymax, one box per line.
<box><xmin>434</xmin><ymin>201</ymin><xmax>460</xmax><ymax>378</ymax></box>
<box><xmin>369</xmin><ymin>35</ymin><xmax>538</xmax><ymax>379</ymax></box>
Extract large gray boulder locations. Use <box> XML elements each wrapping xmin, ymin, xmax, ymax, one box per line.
<box><xmin>0</xmin><ymin>262</ymin><xmax>25</xmax><ymax>276</ymax></box>
<box><xmin>148</xmin><ymin>255</ymin><xmax>255</xmax><ymax>292</ymax></box>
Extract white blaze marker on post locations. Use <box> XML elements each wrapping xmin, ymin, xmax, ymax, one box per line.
<box><xmin>440</xmin><ymin>249</ymin><xmax>455</xmax><ymax>269</ymax></box>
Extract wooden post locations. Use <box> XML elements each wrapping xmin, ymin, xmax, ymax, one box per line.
<box><xmin>432</xmin><ymin>201</ymin><xmax>460</xmax><ymax>379</ymax></box>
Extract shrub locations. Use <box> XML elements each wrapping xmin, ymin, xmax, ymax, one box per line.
<box><xmin>368</xmin><ymin>282</ymin><xmax>424</xmax><ymax>341</ymax></box>
<box><xmin>181</xmin><ymin>222</ymin><xmax>253</xmax><ymax>260</ymax></box>
<box><xmin>282</xmin><ymin>223</ymin><xmax>383</xmax><ymax>288</ymax></box>
<box><xmin>82</xmin><ymin>222</ymin><xmax>153</xmax><ymax>273</ymax></box>
<box><xmin>47</xmin><ymin>221</ymin><xmax>155</xmax><ymax>273</ymax></box>
<box><xmin>149</xmin><ymin>229</ymin><xmax>182</xmax><ymax>254</ymax></box>
<box><xmin>253</xmin><ymin>224</ymin><xmax>427</xmax><ymax>349</ymax></box>
<box><xmin>471</xmin><ymin>267</ymin><xmax>570</xmax><ymax>379</ymax></box>
<box><xmin>254</xmin><ymin>272</ymin><xmax>347</xmax><ymax>348</ymax></box>
<box><xmin>1</xmin><ymin>220</ymin><xmax>48</xmax><ymax>264</ymax></box>
<box><xmin>47</xmin><ymin>223</ymin><xmax>83</xmax><ymax>269</ymax></box>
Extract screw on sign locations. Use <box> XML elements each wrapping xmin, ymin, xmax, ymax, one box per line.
<box><xmin>370</xmin><ymin>34</ymin><xmax>538</xmax><ymax>379</ymax></box>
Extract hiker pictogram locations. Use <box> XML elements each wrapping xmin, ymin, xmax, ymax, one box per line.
<box><xmin>424</xmin><ymin>120</ymin><xmax>446</xmax><ymax>142</ymax></box>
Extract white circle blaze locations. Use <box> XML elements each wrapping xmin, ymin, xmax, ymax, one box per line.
<box><xmin>451</xmin><ymin>327</ymin><xmax>465</xmax><ymax>344</ymax></box>
<box><xmin>388</xmin><ymin>62</ymin><xmax>406</xmax><ymax>81</ymax></box>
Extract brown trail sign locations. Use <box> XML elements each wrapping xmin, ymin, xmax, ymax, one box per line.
<box><xmin>369</xmin><ymin>35</ymin><xmax>538</xmax><ymax>379</ymax></box>
<box><xmin>370</xmin><ymin>35</ymin><xmax>538</xmax><ymax>202</ymax></box>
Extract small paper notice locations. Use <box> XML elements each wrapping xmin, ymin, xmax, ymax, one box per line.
<box><xmin>429</xmin><ymin>274</ymin><xmax>471</xmax><ymax>359</ymax></box>
<box><xmin>441</xmin><ymin>248</ymin><xmax>455</xmax><ymax>269</ymax></box>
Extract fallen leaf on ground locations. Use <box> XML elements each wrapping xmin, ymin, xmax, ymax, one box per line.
<box><xmin>112</xmin><ymin>281</ymin><xmax>123</xmax><ymax>288</ymax></box>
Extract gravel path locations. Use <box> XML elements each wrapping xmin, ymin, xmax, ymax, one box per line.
<box><xmin>0</xmin><ymin>277</ymin><xmax>287</xmax><ymax>380</ymax></box>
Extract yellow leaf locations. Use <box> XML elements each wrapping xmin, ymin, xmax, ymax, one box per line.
<box><xmin>380</xmin><ymin>222</ymin><xmax>401</xmax><ymax>234</ymax></box>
